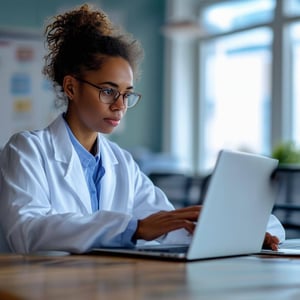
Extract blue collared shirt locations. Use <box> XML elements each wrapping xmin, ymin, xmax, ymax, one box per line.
<box><xmin>65</xmin><ymin>125</ymin><xmax>105</xmax><ymax>212</ymax></box>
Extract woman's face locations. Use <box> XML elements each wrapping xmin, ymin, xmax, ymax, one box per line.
<box><xmin>66</xmin><ymin>56</ymin><xmax>134</xmax><ymax>135</ymax></box>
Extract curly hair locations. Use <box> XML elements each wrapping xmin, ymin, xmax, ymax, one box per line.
<box><xmin>43</xmin><ymin>3</ymin><xmax>144</xmax><ymax>103</ymax></box>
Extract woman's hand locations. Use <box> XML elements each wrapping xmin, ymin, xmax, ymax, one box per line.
<box><xmin>133</xmin><ymin>205</ymin><xmax>202</xmax><ymax>241</ymax></box>
<box><xmin>263</xmin><ymin>232</ymin><xmax>280</xmax><ymax>250</ymax></box>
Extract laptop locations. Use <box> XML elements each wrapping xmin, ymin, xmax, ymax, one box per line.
<box><xmin>92</xmin><ymin>150</ymin><xmax>279</xmax><ymax>261</ymax></box>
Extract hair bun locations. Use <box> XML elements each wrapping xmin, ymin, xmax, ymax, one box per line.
<box><xmin>62</xmin><ymin>4</ymin><xmax>114</xmax><ymax>39</ymax></box>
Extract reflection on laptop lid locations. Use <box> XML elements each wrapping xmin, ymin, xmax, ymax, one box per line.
<box><xmin>91</xmin><ymin>150</ymin><xmax>279</xmax><ymax>261</ymax></box>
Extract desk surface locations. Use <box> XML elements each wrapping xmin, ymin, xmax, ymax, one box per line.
<box><xmin>1</xmin><ymin>252</ymin><xmax>300</xmax><ymax>300</ymax></box>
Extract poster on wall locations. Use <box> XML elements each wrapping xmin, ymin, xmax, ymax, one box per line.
<box><xmin>0</xmin><ymin>30</ymin><xmax>58</xmax><ymax>148</ymax></box>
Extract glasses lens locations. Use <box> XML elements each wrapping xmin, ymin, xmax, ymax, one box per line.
<box><xmin>99</xmin><ymin>88</ymin><xmax>116</xmax><ymax>104</ymax></box>
<box><xmin>127</xmin><ymin>94</ymin><xmax>140</xmax><ymax>108</ymax></box>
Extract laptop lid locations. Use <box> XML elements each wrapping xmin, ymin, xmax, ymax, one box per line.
<box><xmin>187</xmin><ymin>150</ymin><xmax>278</xmax><ymax>260</ymax></box>
<box><xmin>92</xmin><ymin>150</ymin><xmax>278</xmax><ymax>261</ymax></box>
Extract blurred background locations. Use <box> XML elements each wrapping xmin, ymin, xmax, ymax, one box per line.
<box><xmin>2</xmin><ymin>0</ymin><xmax>300</xmax><ymax>236</ymax></box>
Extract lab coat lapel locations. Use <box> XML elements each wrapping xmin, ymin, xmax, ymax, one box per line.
<box><xmin>97</xmin><ymin>135</ymin><xmax>118</xmax><ymax>210</ymax></box>
<box><xmin>49</xmin><ymin>115</ymin><xmax>92</xmax><ymax>213</ymax></box>
<box><xmin>64</xmin><ymin>157</ymin><xmax>92</xmax><ymax>213</ymax></box>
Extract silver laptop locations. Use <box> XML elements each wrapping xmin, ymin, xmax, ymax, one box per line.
<box><xmin>92</xmin><ymin>150</ymin><xmax>279</xmax><ymax>261</ymax></box>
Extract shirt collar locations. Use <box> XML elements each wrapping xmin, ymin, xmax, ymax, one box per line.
<box><xmin>63</xmin><ymin>116</ymin><xmax>100</xmax><ymax>168</ymax></box>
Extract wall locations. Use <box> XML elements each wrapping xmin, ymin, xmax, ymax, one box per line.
<box><xmin>0</xmin><ymin>0</ymin><xmax>165</xmax><ymax>152</ymax></box>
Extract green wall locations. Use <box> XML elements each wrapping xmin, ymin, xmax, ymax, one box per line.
<box><xmin>0</xmin><ymin>0</ymin><xmax>165</xmax><ymax>152</ymax></box>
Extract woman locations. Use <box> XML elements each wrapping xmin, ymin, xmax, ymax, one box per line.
<box><xmin>0</xmin><ymin>4</ymin><xmax>283</xmax><ymax>253</ymax></box>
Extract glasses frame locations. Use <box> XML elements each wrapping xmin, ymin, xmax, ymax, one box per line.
<box><xmin>74</xmin><ymin>77</ymin><xmax>141</xmax><ymax>108</ymax></box>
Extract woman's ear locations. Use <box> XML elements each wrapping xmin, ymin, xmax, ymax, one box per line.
<box><xmin>63</xmin><ymin>75</ymin><xmax>75</xmax><ymax>99</ymax></box>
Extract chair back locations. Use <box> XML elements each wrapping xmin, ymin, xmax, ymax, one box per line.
<box><xmin>0</xmin><ymin>225</ymin><xmax>11</xmax><ymax>253</ymax></box>
<box><xmin>148</xmin><ymin>172</ymin><xmax>192</xmax><ymax>207</ymax></box>
<box><xmin>272</xmin><ymin>166</ymin><xmax>300</xmax><ymax>238</ymax></box>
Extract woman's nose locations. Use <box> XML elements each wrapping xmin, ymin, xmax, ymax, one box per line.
<box><xmin>110</xmin><ymin>95</ymin><xmax>126</xmax><ymax>110</ymax></box>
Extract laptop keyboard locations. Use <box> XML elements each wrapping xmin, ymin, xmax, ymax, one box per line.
<box><xmin>136</xmin><ymin>246</ymin><xmax>189</xmax><ymax>253</ymax></box>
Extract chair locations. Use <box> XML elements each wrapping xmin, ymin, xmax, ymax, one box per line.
<box><xmin>272</xmin><ymin>165</ymin><xmax>300</xmax><ymax>238</ymax></box>
<box><xmin>0</xmin><ymin>225</ymin><xmax>11</xmax><ymax>253</ymax></box>
<box><xmin>197</xmin><ymin>173</ymin><xmax>212</xmax><ymax>205</ymax></box>
<box><xmin>148</xmin><ymin>172</ymin><xmax>212</xmax><ymax>207</ymax></box>
<box><xmin>148</xmin><ymin>172</ymin><xmax>193</xmax><ymax>207</ymax></box>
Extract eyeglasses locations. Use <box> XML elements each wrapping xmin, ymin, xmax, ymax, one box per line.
<box><xmin>74</xmin><ymin>77</ymin><xmax>141</xmax><ymax>108</ymax></box>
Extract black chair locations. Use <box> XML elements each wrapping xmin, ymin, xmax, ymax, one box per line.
<box><xmin>197</xmin><ymin>173</ymin><xmax>212</xmax><ymax>205</ymax></box>
<box><xmin>272</xmin><ymin>165</ymin><xmax>300</xmax><ymax>238</ymax></box>
<box><xmin>148</xmin><ymin>172</ymin><xmax>212</xmax><ymax>207</ymax></box>
<box><xmin>0</xmin><ymin>225</ymin><xmax>11</xmax><ymax>253</ymax></box>
<box><xmin>148</xmin><ymin>172</ymin><xmax>193</xmax><ymax>208</ymax></box>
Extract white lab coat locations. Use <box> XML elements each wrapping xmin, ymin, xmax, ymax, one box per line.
<box><xmin>0</xmin><ymin>115</ymin><xmax>285</xmax><ymax>253</ymax></box>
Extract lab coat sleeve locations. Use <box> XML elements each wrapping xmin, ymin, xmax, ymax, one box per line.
<box><xmin>266</xmin><ymin>214</ymin><xmax>286</xmax><ymax>243</ymax></box>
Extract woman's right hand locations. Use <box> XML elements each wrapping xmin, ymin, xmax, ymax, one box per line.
<box><xmin>133</xmin><ymin>205</ymin><xmax>202</xmax><ymax>241</ymax></box>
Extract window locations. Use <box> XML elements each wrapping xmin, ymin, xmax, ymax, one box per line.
<box><xmin>285</xmin><ymin>0</ymin><xmax>300</xmax><ymax>16</ymax></box>
<box><xmin>201</xmin><ymin>0</ymin><xmax>275</xmax><ymax>34</ymax></box>
<box><xmin>164</xmin><ymin>0</ymin><xmax>300</xmax><ymax>174</ymax></box>
<box><xmin>290</xmin><ymin>22</ymin><xmax>300</xmax><ymax>144</ymax></box>
<box><xmin>200</xmin><ymin>28</ymin><xmax>272</xmax><ymax>170</ymax></box>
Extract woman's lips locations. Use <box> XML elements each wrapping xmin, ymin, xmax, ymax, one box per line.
<box><xmin>105</xmin><ymin>118</ymin><xmax>120</xmax><ymax>127</ymax></box>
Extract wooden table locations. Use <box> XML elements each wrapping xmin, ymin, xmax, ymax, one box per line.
<box><xmin>1</xmin><ymin>252</ymin><xmax>300</xmax><ymax>300</ymax></box>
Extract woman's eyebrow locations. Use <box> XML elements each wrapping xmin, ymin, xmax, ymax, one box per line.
<box><xmin>99</xmin><ymin>81</ymin><xmax>134</xmax><ymax>89</ymax></box>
